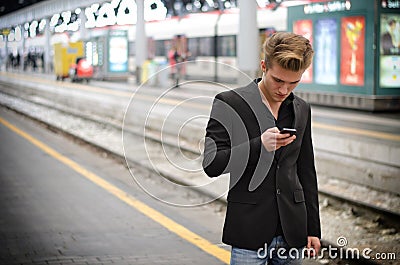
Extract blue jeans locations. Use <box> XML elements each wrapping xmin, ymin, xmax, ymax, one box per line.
<box><xmin>230</xmin><ymin>236</ymin><xmax>304</xmax><ymax>265</ymax></box>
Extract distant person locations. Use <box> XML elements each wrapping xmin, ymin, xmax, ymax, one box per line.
<box><xmin>27</xmin><ymin>51</ymin><xmax>32</xmax><ymax>70</ymax></box>
<box><xmin>168</xmin><ymin>46</ymin><xmax>184</xmax><ymax>88</ymax></box>
<box><xmin>202</xmin><ymin>32</ymin><xmax>321</xmax><ymax>264</ymax></box>
<box><xmin>15</xmin><ymin>52</ymin><xmax>20</xmax><ymax>68</ymax></box>
<box><xmin>40</xmin><ymin>52</ymin><xmax>45</xmax><ymax>72</ymax></box>
<box><xmin>7</xmin><ymin>53</ymin><xmax>13</xmax><ymax>70</ymax></box>
<box><xmin>32</xmin><ymin>52</ymin><xmax>37</xmax><ymax>71</ymax></box>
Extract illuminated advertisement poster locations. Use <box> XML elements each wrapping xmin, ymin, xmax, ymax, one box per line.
<box><xmin>315</xmin><ymin>19</ymin><xmax>337</xmax><ymax>85</ymax></box>
<box><xmin>108</xmin><ymin>31</ymin><xmax>128</xmax><ymax>73</ymax></box>
<box><xmin>293</xmin><ymin>20</ymin><xmax>313</xmax><ymax>83</ymax></box>
<box><xmin>380</xmin><ymin>14</ymin><xmax>400</xmax><ymax>88</ymax></box>
<box><xmin>340</xmin><ymin>16</ymin><xmax>365</xmax><ymax>86</ymax></box>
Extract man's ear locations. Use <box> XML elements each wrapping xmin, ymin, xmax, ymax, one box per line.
<box><xmin>260</xmin><ymin>60</ymin><xmax>267</xmax><ymax>73</ymax></box>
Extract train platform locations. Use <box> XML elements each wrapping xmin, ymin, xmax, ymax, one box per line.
<box><xmin>0</xmin><ymin>70</ymin><xmax>399</xmax><ymax>203</ymax></box>
<box><xmin>1</xmin><ymin>106</ymin><xmax>351</xmax><ymax>265</ymax></box>
<box><xmin>0</xmin><ymin>70</ymin><xmax>399</xmax><ymax>263</ymax></box>
<box><xmin>1</xmin><ymin>0</ymin><xmax>399</xmax><ymax>263</ymax></box>
<box><xmin>0</xmin><ymin>106</ymin><xmax>232</xmax><ymax>265</ymax></box>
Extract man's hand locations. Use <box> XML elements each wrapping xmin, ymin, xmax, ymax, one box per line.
<box><xmin>306</xmin><ymin>236</ymin><xmax>321</xmax><ymax>257</ymax></box>
<box><xmin>261</xmin><ymin>127</ymin><xmax>296</xmax><ymax>152</ymax></box>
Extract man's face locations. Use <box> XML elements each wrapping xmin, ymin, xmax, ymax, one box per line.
<box><xmin>261</xmin><ymin>60</ymin><xmax>304</xmax><ymax>103</ymax></box>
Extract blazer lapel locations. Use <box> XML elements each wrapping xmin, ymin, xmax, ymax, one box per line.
<box><xmin>277</xmin><ymin>98</ymin><xmax>302</xmax><ymax>161</ymax></box>
<box><xmin>237</xmin><ymin>81</ymin><xmax>275</xmax><ymax>133</ymax></box>
<box><xmin>237</xmin><ymin>81</ymin><xmax>276</xmax><ymax>191</ymax></box>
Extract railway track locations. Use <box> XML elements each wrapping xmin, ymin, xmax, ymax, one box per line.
<box><xmin>0</xmin><ymin>84</ymin><xmax>399</xmax><ymax>264</ymax></box>
<box><xmin>1</xmin><ymin>85</ymin><xmax>398</xmax><ymax>214</ymax></box>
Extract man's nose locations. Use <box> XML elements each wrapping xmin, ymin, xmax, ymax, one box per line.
<box><xmin>279</xmin><ymin>83</ymin><xmax>289</xmax><ymax>94</ymax></box>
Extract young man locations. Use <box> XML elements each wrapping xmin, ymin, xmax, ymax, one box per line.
<box><xmin>202</xmin><ymin>32</ymin><xmax>321</xmax><ymax>264</ymax></box>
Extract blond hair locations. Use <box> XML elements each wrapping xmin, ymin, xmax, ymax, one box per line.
<box><xmin>263</xmin><ymin>32</ymin><xmax>314</xmax><ymax>72</ymax></box>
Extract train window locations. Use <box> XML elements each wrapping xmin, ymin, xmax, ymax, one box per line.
<box><xmin>199</xmin><ymin>37</ymin><xmax>214</xmax><ymax>57</ymax></box>
<box><xmin>187</xmin><ymin>37</ymin><xmax>215</xmax><ymax>58</ymax></box>
<box><xmin>187</xmin><ymin>38</ymin><xmax>198</xmax><ymax>57</ymax></box>
<box><xmin>217</xmin><ymin>35</ymin><xmax>236</xmax><ymax>57</ymax></box>
<box><xmin>155</xmin><ymin>40</ymin><xmax>167</xmax><ymax>57</ymax></box>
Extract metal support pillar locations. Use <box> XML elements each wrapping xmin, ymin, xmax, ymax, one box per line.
<box><xmin>5</xmin><ymin>36</ymin><xmax>9</xmax><ymax>71</ymax></box>
<box><xmin>44</xmin><ymin>18</ymin><xmax>51</xmax><ymax>73</ymax></box>
<box><xmin>80</xmin><ymin>8</ymin><xmax>87</xmax><ymax>41</ymax></box>
<box><xmin>20</xmin><ymin>26</ymin><xmax>25</xmax><ymax>72</ymax></box>
<box><xmin>135</xmin><ymin>0</ymin><xmax>147</xmax><ymax>85</ymax></box>
<box><xmin>237</xmin><ymin>0</ymin><xmax>259</xmax><ymax>85</ymax></box>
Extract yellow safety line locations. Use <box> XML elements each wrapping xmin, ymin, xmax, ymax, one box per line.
<box><xmin>0</xmin><ymin>116</ymin><xmax>230</xmax><ymax>264</ymax></box>
<box><xmin>313</xmin><ymin>122</ymin><xmax>400</xmax><ymax>142</ymax></box>
<box><xmin>1</xmin><ymin>72</ymin><xmax>399</xmax><ymax>142</ymax></box>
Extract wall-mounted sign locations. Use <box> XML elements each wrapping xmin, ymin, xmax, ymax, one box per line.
<box><xmin>381</xmin><ymin>0</ymin><xmax>400</xmax><ymax>8</ymax></box>
<box><xmin>1</xmin><ymin>29</ymin><xmax>10</xmax><ymax>36</ymax></box>
<box><xmin>85</xmin><ymin>0</ymin><xmax>167</xmax><ymax>29</ymax></box>
<box><xmin>50</xmin><ymin>9</ymin><xmax>80</xmax><ymax>33</ymax></box>
<box><xmin>304</xmin><ymin>0</ymin><xmax>351</xmax><ymax>14</ymax></box>
<box><xmin>293</xmin><ymin>20</ymin><xmax>313</xmax><ymax>83</ymax></box>
<box><xmin>46</xmin><ymin>0</ymin><xmax>167</xmax><ymax>34</ymax></box>
<box><xmin>380</xmin><ymin>14</ymin><xmax>400</xmax><ymax>88</ymax></box>
<box><xmin>315</xmin><ymin>18</ymin><xmax>338</xmax><ymax>85</ymax></box>
<box><xmin>108</xmin><ymin>30</ymin><xmax>128</xmax><ymax>73</ymax></box>
<box><xmin>340</xmin><ymin>16</ymin><xmax>365</xmax><ymax>86</ymax></box>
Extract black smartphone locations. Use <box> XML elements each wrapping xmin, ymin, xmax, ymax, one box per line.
<box><xmin>280</xmin><ymin>128</ymin><xmax>297</xmax><ymax>136</ymax></box>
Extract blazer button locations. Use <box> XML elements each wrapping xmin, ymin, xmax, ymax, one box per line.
<box><xmin>276</xmin><ymin>189</ymin><xmax>281</xmax><ymax>195</ymax></box>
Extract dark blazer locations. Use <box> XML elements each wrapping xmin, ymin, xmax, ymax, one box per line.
<box><xmin>202</xmin><ymin>80</ymin><xmax>321</xmax><ymax>250</ymax></box>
